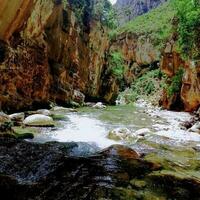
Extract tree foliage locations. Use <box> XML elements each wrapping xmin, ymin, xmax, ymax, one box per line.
<box><xmin>167</xmin><ymin>68</ymin><xmax>184</xmax><ymax>97</ymax></box>
<box><xmin>109</xmin><ymin>51</ymin><xmax>125</xmax><ymax>80</ymax></box>
<box><xmin>93</xmin><ymin>0</ymin><xmax>117</xmax><ymax>29</ymax></box>
<box><xmin>174</xmin><ymin>0</ymin><xmax>200</xmax><ymax>59</ymax></box>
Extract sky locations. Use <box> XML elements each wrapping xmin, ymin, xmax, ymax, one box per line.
<box><xmin>109</xmin><ymin>0</ymin><xmax>117</xmax><ymax>5</ymax></box>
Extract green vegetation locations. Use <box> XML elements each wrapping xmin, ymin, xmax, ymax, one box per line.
<box><xmin>111</xmin><ymin>0</ymin><xmax>200</xmax><ymax>58</ymax></box>
<box><xmin>118</xmin><ymin>69</ymin><xmax>166</xmax><ymax>104</ymax></box>
<box><xmin>93</xmin><ymin>0</ymin><xmax>117</xmax><ymax>29</ymax></box>
<box><xmin>131</xmin><ymin>69</ymin><xmax>164</xmax><ymax>97</ymax></box>
<box><xmin>167</xmin><ymin>68</ymin><xmax>184</xmax><ymax>97</ymax></box>
<box><xmin>174</xmin><ymin>0</ymin><xmax>200</xmax><ymax>59</ymax></box>
<box><xmin>65</xmin><ymin>0</ymin><xmax>92</xmax><ymax>29</ymax></box>
<box><xmin>113</xmin><ymin>1</ymin><xmax>175</xmax><ymax>49</ymax></box>
<box><xmin>109</xmin><ymin>51</ymin><xmax>125</xmax><ymax>80</ymax></box>
<box><xmin>68</xmin><ymin>0</ymin><xmax>117</xmax><ymax>29</ymax></box>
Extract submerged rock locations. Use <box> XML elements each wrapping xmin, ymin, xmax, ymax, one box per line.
<box><xmin>107</xmin><ymin>128</ymin><xmax>137</xmax><ymax>142</ymax></box>
<box><xmin>23</xmin><ymin>114</ymin><xmax>54</xmax><ymax>127</ymax></box>
<box><xmin>135</xmin><ymin>128</ymin><xmax>151</xmax><ymax>136</ymax></box>
<box><xmin>66</xmin><ymin>142</ymin><xmax>100</xmax><ymax>157</ymax></box>
<box><xmin>101</xmin><ymin>144</ymin><xmax>140</xmax><ymax>159</ymax></box>
<box><xmin>0</xmin><ymin>138</ymin><xmax>199</xmax><ymax>200</ymax></box>
<box><xmin>12</xmin><ymin>126</ymin><xmax>36</xmax><ymax>139</ymax></box>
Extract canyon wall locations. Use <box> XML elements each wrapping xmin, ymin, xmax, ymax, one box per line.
<box><xmin>110</xmin><ymin>33</ymin><xmax>160</xmax><ymax>86</ymax></box>
<box><xmin>110</xmin><ymin>32</ymin><xmax>200</xmax><ymax>111</ymax></box>
<box><xmin>161</xmin><ymin>41</ymin><xmax>200</xmax><ymax>111</ymax></box>
<box><xmin>0</xmin><ymin>0</ymin><xmax>117</xmax><ymax>112</ymax></box>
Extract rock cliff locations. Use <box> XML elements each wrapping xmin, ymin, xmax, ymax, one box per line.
<box><xmin>161</xmin><ymin>40</ymin><xmax>200</xmax><ymax>111</ymax></box>
<box><xmin>112</xmin><ymin>32</ymin><xmax>200</xmax><ymax>111</ymax></box>
<box><xmin>110</xmin><ymin>33</ymin><xmax>160</xmax><ymax>86</ymax></box>
<box><xmin>112</xmin><ymin>0</ymin><xmax>200</xmax><ymax>112</ymax></box>
<box><xmin>115</xmin><ymin>0</ymin><xmax>167</xmax><ymax>25</ymax></box>
<box><xmin>0</xmin><ymin>0</ymin><xmax>116</xmax><ymax>112</ymax></box>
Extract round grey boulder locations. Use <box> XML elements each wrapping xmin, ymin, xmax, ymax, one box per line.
<box><xmin>23</xmin><ymin>114</ymin><xmax>55</xmax><ymax>127</ymax></box>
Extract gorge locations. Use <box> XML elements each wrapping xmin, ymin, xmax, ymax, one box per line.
<box><xmin>0</xmin><ymin>0</ymin><xmax>200</xmax><ymax>199</ymax></box>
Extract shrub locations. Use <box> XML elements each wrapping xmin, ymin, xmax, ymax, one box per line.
<box><xmin>167</xmin><ymin>68</ymin><xmax>184</xmax><ymax>97</ymax></box>
<box><xmin>109</xmin><ymin>51</ymin><xmax>125</xmax><ymax>80</ymax></box>
<box><xmin>92</xmin><ymin>0</ymin><xmax>117</xmax><ymax>29</ymax></box>
<box><xmin>174</xmin><ymin>0</ymin><xmax>200</xmax><ymax>59</ymax></box>
<box><xmin>115</xmin><ymin>1</ymin><xmax>175</xmax><ymax>50</ymax></box>
<box><xmin>117</xmin><ymin>69</ymin><xmax>166</xmax><ymax>104</ymax></box>
<box><xmin>131</xmin><ymin>69</ymin><xmax>165</xmax><ymax>96</ymax></box>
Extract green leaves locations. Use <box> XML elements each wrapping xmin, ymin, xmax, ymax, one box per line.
<box><xmin>93</xmin><ymin>0</ymin><xmax>117</xmax><ymax>29</ymax></box>
<box><xmin>175</xmin><ymin>0</ymin><xmax>200</xmax><ymax>59</ymax></box>
<box><xmin>167</xmin><ymin>68</ymin><xmax>184</xmax><ymax>97</ymax></box>
<box><xmin>115</xmin><ymin>1</ymin><xmax>175</xmax><ymax>50</ymax></box>
<box><xmin>109</xmin><ymin>51</ymin><xmax>125</xmax><ymax>80</ymax></box>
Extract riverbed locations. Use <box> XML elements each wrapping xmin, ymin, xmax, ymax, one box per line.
<box><xmin>2</xmin><ymin>103</ymin><xmax>200</xmax><ymax>199</ymax></box>
<box><xmin>32</xmin><ymin>104</ymin><xmax>200</xmax><ymax>151</ymax></box>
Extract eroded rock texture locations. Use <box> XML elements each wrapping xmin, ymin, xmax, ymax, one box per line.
<box><xmin>111</xmin><ymin>33</ymin><xmax>200</xmax><ymax>111</ymax></box>
<box><xmin>0</xmin><ymin>0</ymin><xmax>116</xmax><ymax>112</ymax></box>
<box><xmin>0</xmin><ymin>137</ymin><xmax>200</xmax><ymax>200</ymax></box>
<box><xmin>161</xmin><ymin>41</ymin><xmax>200</xmax><ymax>111</ymax></box>
<box><xmin>111</xmin><ymin>33</ymin><xmax>160</xmax><ymax>86</ymax></box>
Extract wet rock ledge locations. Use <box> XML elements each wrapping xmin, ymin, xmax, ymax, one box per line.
<box><xmin>0</xmin><ymin>136</ymin><xmax>200</xmax><ymax>200</ymax></box>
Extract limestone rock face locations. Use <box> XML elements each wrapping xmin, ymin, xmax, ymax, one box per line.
<box><xmin>181</xmin><ymin>63</ymin><xmax>200</xmax><ymax>111</ymax></box>
<box><xmin>0</xmin><ymin>0</ymin><xmax>114</xmax><ymax>112</ymax></box>
<box><xmin>160</xmin><ymin>41</ymin><xmax>200</xmax><ymax>111</ymax></box>
<box><xmin>115</xmin><ymin>0</ymin><xmax>167</xmax><ymax>25</ymax></box>
<box><xmin>111</xmin><ymin>33</ymin><xmax>160</xmax><ymax>86</ymax></box>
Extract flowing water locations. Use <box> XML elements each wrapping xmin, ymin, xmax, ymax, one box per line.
<box><xmin>15</xmin><ymin>104</ymin><xmax>200</xmax><ymax>199</ymax></box>
<box><xmin>33</xmin><ymin>104</ymin><xmax>200</xmax><ymax>149</ymax></box>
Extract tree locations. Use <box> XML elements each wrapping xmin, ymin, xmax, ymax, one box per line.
<box><xmin>175</xmin><ymin>0</ymin><xmax>200</xmax><ymax>59</ymax></box>
<box><xmin>93</xmin><ymin>0</ymin><xmax>117</xmax><ymax>29</ymax></box>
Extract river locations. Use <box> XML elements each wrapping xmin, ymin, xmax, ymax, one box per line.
<box><xmin>2</xmin><ymin>103</ymin><xmax>200</xmax><ymax>199</ymax></box>
<box><xmin>32</xmin><ymin>103</ymin><xmax>200</xmax><ymax>151</ymax></box>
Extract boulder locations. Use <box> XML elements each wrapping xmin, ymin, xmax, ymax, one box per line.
<box><xmin>67</xmin><ymin>142</ymin><xmax>100</xmax><ymax>157</ymax></box>
<box><xmin>36</xmin><ymin>109</ymin><xmax>51</xmax><ymax>116</ymax></box>
<box><xmin>135</xmin><ymin>128</ymin><xmax>151</xmax><ymax>136</ymax></box>
<box><xmin>107</xmin><ymin>128</ymin><xmax>137</xmax><ymax>142</ymax></box>
<box><xmin>51</xmin><ymin>106</ymin><xmax>76</xmax><ymax>113</ymax></box>
<box><xmin>92</xmin><ymin>102</ymin><xmax>106</xmax><ymax>109</ymax></box>
<box><xmin>0</xmin><ymin>138</ymin><xmax>199</xmax><ymax>199</ymax></box>
<box><xmin>69</xmin><ymin>101</ymin><xmax>81</xmax><ymax>108</ymax></box>
<box><xmin>26</xmin><ymin>109</ymin><xmax>51</xmax><ymax>116</ymax></box>
<box><xmin>12</xmin><ymin>126</ymin><xmax>36</xmax><ymax>139</ymax></box>
<box><xmin>101</xmin><ymin>144</ymin><xmax>140</xmax><ymax>159</ymax></box>
<box><xmin>0</xmin><ymin>112</ymin><xmax>12</xmax><ymax>132</ymax></box>
<box><xmin>0</xmin><ymin>112</ymin><xmax>10</xmax><ymax>125</ymax></box>
<box><xmin>9</xmin><ymin>112</ymin><xmax>25</xmax><ymax>124</ymax></box>
<box><xmin>72</xmin><ymin>90</ymin><xmax>85</xmax><ymax>105</ymax></box>
<box><xmin>23</xmin><ymin>114</ymin><xmax>54</xmax><ymax>127</ymax></box>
